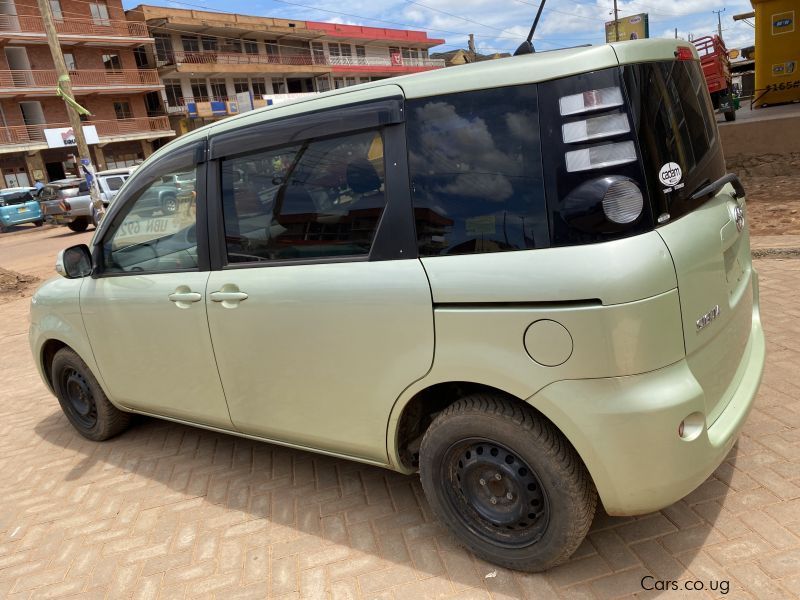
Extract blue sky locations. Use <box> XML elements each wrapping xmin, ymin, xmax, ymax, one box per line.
<box><xmin>126</xmin><ymin>0</ymin><xmax>757</xmax><ymax>56</ymax></box>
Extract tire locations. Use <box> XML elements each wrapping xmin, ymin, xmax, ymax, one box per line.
<box><xmin>67</xmin><ymin>218</ymin><xmax>89</xmax><ymax>233</ymax></box>
<box><xmin>34</xmin><ymin>219</ymin><xmax>44</xmax><ymax>227</ymax></box>
<box><xmin>51</xmin><ymin>347</ymin><xmax>132</xmax><ymax>441</ymax></box>
<box><xmin>162</xmin><ymin>194</ymin><xmax>177</xmax><ymax>215</ymax></box>
<box><xmin>724</xmin><ymin>110</ymin><xmax>736</xmax><ymax>122</ymax></box>
<box><xmin>419</xmin><ymin>395</ymin><xmax>596</xmax><ymax>572</ymax></box>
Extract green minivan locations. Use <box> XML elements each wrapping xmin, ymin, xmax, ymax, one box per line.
<box><xmin>30</xmin><ymin>39</ymin><xmax>765</xmax><ymax>572</ymax></box>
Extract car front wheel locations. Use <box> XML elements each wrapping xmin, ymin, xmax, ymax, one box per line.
<box><xmin>67</xmin><ymin>218</ymin><xmax>89</xmax><ymax>233</ymax></box>
<box><xmin>51</xmin><ymin>348</ymin><xmax>132</xmax><ymax>441</ymax></box>
<box><xmin>419</xmin><ymin>394</ymin><xmax>596</xmax><ymax>572</ymax></box>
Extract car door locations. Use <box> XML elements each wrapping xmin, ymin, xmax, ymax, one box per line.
<box><xmin>205</xmin><ymin>98</ymin><xmax>434</xmax><ymax>463</ymax></box>
<box><xmin>80</xmin><ymin>141</ymin><xmax>233</xmax><ymax>429</ymax></box>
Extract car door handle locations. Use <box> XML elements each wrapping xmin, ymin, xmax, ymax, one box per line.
<box><xmin>210</xmin><ymin>291</ymin><xmax>248</xmax><ymax>302</ymax></box>
<box><xmin>169</xmin><ymin>291</ymin><xmax>202</xmax><ymax>303</ymax></box>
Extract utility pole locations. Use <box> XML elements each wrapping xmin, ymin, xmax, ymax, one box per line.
<box><xmin>675</xmin><ymin>27</ymin><xmax>678</xmax><ymax>39</ymax></box>
<box><xmin>713</xmin><ymin>8</ymin><xmax>725</xmax><ymax>40</ymax></box>
<box><xmin>35</xmin><ymin>0</ymin><xmax>102</xmax><ymax>216</ymax></box>
<box><xmin>613</xmin><ymin>0</ymin><xmax>620</xmax><ymax>42</ymax></box>
<box><xmin>467</xmin><ymin>33</ymin><xmax>476</xmax><ymax>62</ymax></box>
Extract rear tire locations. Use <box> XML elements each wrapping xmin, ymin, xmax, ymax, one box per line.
<box><xmin>34</xmin><ymin>219</ymin><xmax>43</xmax><ymax>227</ymax></box>
<box><xmin>419</xmin><ymin>394</ymin><xmax>596</xmax><ymax>572</ymax></box>
<box><xmin>162</xmin><ymin>194</ymin><xmax>177</xmax><ymax>215</ymax></box>
<box><xmin>724</xmin><ymin>110</ymin><xmax>736</xmax><ymax>122</ymax></box>
<box><xmin>51</xmin><ymin>348</ymin><xmax>131</xmax><ymax>441</ymax></box>
<box><xmin>67</xmin><ymin>218</ymin><xmax>89</xmax><ymax>233</ymax></box>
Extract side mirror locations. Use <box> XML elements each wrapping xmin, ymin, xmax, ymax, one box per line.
<box><xmin>56</xmin><ymin>244</ymin><xmax>92</xmax><ymax>279</ymax></box>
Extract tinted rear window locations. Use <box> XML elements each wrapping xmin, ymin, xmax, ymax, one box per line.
<box><xmin>406</xmin><ymin>85</ymin><xmax>548</xmax><ymax>256</ymax></box>
<box><xmin>0</xmin><ymin>191</ymin><xmax>33</xmax><ymax>205</ymax></box>
<box><xmin>623</xmin><ymin>60</ymin><xmax>725</xmax><ymax>223</ymax></box>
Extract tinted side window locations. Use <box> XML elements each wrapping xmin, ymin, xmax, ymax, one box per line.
<box><xmin>220</xmin><ymin>129</ymin><xmax>387</xmax><ymax>263</ymax></box>
<box><xmin>104</xmin><ymin>176</ymin><xmax>125</xmax><ymax>191</ymax></box>
<box><xmin>624</xmin><ymin>61</ymin><xmax>725</xmax><ymax>222</ymax></box>
<box><xmin>102</xmin><ymin>162</ymin><xmax>198</xmax><ymax>274</ymax></box>
<box><xmin>407</xmin><ymin>85</ymin><xmax>548</xmax><ymax>256</ymax></box>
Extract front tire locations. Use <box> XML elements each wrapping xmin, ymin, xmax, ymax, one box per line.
<box><xmin>724</xmin><ymin>110</ymin><xmax>736</xmax><ymax>122</ymax></box>
<box><xmin>419</xmin><ymin>395</ymin><xmax>596</xmax><ymax>572</ymax></box>
<box><xmin>51</xmin><ymin>348</ymin><xmax>131</xmax><ymax>441</ymax></box>
<box><xmin>162</xmin><ymin>194</ymin><xmax>177</xmax><ymax>215</ymax></box>
<box><xmin>67</xmin><ymin>218</ymin><xmax>89</xmax><ymax>233</ymax></box>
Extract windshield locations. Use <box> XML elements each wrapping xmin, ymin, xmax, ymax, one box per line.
<box><xmin>623</xmin><ymin>60</ymin><xmax>725</xmax><ymax>223</ymax></box>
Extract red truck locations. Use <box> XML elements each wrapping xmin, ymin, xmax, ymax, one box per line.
<box><xmin>693</xmin><ymin>35</ymin><xmax>736</xmax><ymax>121</ymax></box>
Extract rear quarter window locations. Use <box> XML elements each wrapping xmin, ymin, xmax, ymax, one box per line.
<box><xmin>406</xmin><ymin>85</ymin><xmax>548</xmax><ymax>256</ymax></box>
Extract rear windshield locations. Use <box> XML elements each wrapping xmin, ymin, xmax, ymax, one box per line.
<box><xmin>623</xmin><ymin>60</ymin><xmax>725</xmax><ymax>223</ymax></box>
<box><xmin>0</xmin><ymin>191</ymin><xmax>33</xmax><ymax>205</ymax></box>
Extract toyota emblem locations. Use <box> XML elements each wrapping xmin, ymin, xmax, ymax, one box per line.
<box><xmin>733</xmin><ymin>205</ymin><xmax>745</xmax><ymax>233</ymax></box>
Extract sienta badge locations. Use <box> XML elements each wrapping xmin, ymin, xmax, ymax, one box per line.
<box><xmin>658</xmin><ymin>162</ymin><xmax>682</xmax><ymax>187</ymax></box>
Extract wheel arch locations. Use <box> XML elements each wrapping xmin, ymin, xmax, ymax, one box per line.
<box><xmin>389</xmin><ymin>381</ymin><xmax>595</xmax><ymax>486</ymax></box>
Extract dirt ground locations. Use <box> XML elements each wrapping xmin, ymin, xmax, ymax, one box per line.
<box><xmin>0</xmin><ymin>266</ymin><xmax>38</xmax><ymax>303</ymax></box>
<box><xmin>730</xmin><ymin>153</ymin><xmax>800</xmax><ymax>237</ymax></box>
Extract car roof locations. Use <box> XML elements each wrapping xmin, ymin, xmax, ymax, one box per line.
<box><xmin>0</xmin><ymin>187</ymin><xmax>34</xmax><ymax>194</ymax></box>
<box><xmin>142</xmin><ymin>38</ymin><xmax>696</xmax><ymax>164</ymax></box>
<box><xmin>98</xmin><ymin>167</ymin><xmax>136</xmax><ymax>176</ymax></box>
<box><xmin>47</xmin><ymin>178</ymin><xmax>81</xmax><ymax>187</ymax></box>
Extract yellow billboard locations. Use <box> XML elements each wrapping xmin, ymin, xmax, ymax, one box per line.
<box><xmin>605</xmin><ymin>13</ymin><xmax>650</xmax><ymax>42</ymax></box>
<box><xmin>751</xmin><ymin>0</ymin><xmax>799</xmax><ymax>106</ymax></box>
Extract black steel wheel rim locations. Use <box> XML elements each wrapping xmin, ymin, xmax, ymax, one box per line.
<box><xmin>441</xmin><ymin>438</ymin><xmax>550</xmax><ymax>549</ymax></box>
<box><xmin>61</xmin><ymin>367</ymin><xmax>97</xmax><ymax>429</ymax></box>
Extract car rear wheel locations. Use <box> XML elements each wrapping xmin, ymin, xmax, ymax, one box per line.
<box><xmin>67</xmin><ymin>218</ymin><xmax>89</xmax><ymax>233</ymax></box>
<box><xmin>51</xmin><ymin>348</ymin><xmax>132</xmax><ymax>441</ymax></box>
<box><xmin>34</xmin><ymin>219</ymin><xmax>43</xmax><ymax>227</ymax></box>
<box><xmin>162</xmin><ymin>194</ymin><xmax>177</xmax><ymax>215</ymax></box>
<box><xmin>419</xmin><ymin>394</ymin><xmax>596</xmax><ymax>572</ymax></box>
<box><xmin>724</xmin><ymin>110</ymin><xmax>736</xmax><ymax>122</ymax></box>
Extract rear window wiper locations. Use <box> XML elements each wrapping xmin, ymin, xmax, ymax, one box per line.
<box><xmin>690</xmin><ymin>173</ymin><xmax>745</xmax><ymax>202</ymax></box>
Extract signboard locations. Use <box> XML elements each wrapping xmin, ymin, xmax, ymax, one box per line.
<box><xmin>390</xmin><ymin>52</ymin><xmax>403</xmax><ymax>66</ymax></box>
<box><xmin>605</xmin><ymin>13</ymin><xmax>649</xmax><ymax>42</ymax></box>
<box><xmin>44</xmin><ymin>126</ymin><xmax>99</xmax><ymax>149</ymax></box>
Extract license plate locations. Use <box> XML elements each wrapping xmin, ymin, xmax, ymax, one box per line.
<box><xmin>17</xmin><ymin>206</ymin><xmax>27</xmax><ymax>213</ymax></box>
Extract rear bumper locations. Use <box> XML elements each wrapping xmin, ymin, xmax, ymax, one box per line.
<box><xmin>528</xmin><ymin>271</ymin><xmax>765</xmax><ymax>515</ymax></box>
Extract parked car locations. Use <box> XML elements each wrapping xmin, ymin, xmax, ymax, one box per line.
<box><xmin>31</xmin><ymin>39</ymin><xmax>765</xmax><ymax>573</ymax></box>
<box><xmin>0</xmin><ymin>187</ymin><xmax>43</xmax><ymax>231</ymax></box>
<box><xmin>39</xmin><ymin>168</ymin><xmax>137</xmax><ymax>232</ymax></box>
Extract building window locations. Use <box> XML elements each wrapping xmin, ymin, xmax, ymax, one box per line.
<box><xmin>63</xmin><ymin>52</ymin><xmax>76</xmax><ymax>71</ymax></box>
<box><xmin>243</xmin><ymin>39</ymin><xmax>259</xmax><ymax>54</ymax></box>
<box><xmin>89</xmin><ymin>1</ymin><xmax>110</xmax><ymax>25</ymax></box>
<box><xmin>272</xmin><ymin>80</ymin><xmax>286</xmax><ymax>94</ymax></box>
<box><xmin>201</xmin><ymin>36</ymin><xmax>217</xmax><ymax>52</ymax></box>
<box><xmin>154</xmin><ymin>34</ymin><xmax>173</xmax><ymax>63</ymax></box>
<box><xmin>113</xmin><ymin>101</ymin><xmax>133</xmax><ymax>120</ymax></box>
<box><xmin>233</xmin><ymin>78</ymin><xmax>249</xmax><ymax>94</ymax></box>
<box><xmin>181</xmin><ymin>36</ymin><xmax>200</xmax><ymax>52</ymax></box>
<box><xmin>265</xmin><ymin>40</ymin><xmax>279</xmax><ymax>56</ymax></box>
<box><xmin>164</xmin><ymin>80</ymin><xmax>182</xmax><ymax>107</ymax></box>
<box><xmin>209</xmin><ymin>78</ymin><xmax>227</xmax><ymax>99</ymax></box>
<box><xmin>345</xmin><ymin>77</ymin><xmax>356</xmax><ymax>87</ymax></box>
<box><xmin>341</xmin><ymin>44</ymin><xmax>352</xmax><ymax>58</ymax></box>
<box><xmin>102</xmin><ymin>53</ymin><xmax>121</xmax><ymax>71</ymax></box>
<box><xmin>328</xmin><ymin>43</ymin><xmax>341</xmax><ymax>58</ymax></box>
<box><xmin>251</xmin><ymin>78</ymin><xmax>267</xmax><ymax>97</ymax></box>
<box><xmin>49</xmin><ymin>0</ymin><xmax>63</xmax><ymax>21</ymax></box>
<box><xmin>316</xmin><ymin>76</ymin><xmax>330</xmax><ymax>92</ymax></box>
<box><xmin>355</xmin><ymin>45</ymin><xmax>366</xmax><ymax>58</ymax></box>
<box><xmin>311</xmin><ymin>42</ymin><xmax>325</xmax><ymax>64</ymax></box>
<box><xmin>190</xmin><ymin>78</ymin><xmax>208</xmax><ymax>100</ymax></box>
<box><xmin>333</xmin><ymin>77</ymin><xmax>345</xmax><ymax>89</ymax></box>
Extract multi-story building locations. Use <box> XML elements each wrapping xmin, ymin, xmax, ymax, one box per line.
<box><xmin>0</xmin><ymin>0</ymin><xmax>174</xmax><ymax>186</ymax></box>
<box><xmin>126</xmin><ymin>5</ymin><xmax>445</xmax><ymax>133</ymax></box>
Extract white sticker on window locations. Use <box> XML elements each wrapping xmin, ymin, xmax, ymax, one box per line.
<box><xmin>658</xmin><ymin>162</ymin><xmax>682</xmax><ymax>187</ymax></box>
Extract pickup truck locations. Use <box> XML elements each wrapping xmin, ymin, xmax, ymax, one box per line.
<box><xmin>39</xmin><ymin>168</ymin><xmax>135</xmax><ymax>232</ymax></box>
<box><xmin>693</xmin><ymin>35</ymin><xmax>736</xmax><ymax>122</ymax></box>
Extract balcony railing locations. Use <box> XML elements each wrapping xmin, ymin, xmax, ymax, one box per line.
<box><xmin>0</xmin><ymin>116</ymin><xmax>172</xmax><ymax>145</ymax></box>
<box><xmin>159</xmin><ymin>51</ymin><xmax>315</xmax><ymax>68</ymax></box>
<box><xmin>157</xmin><ymin>51</ymin><xmax>445</xmax><ymax>70</ymax></box>
<box><xmin>0</xmin><ymin>14</ymin><xmax>149</xmax><ymax>38</ymax></box>
<box><xmin>328</xmin><ymin>56</ymin><xmax>445</xmax><ymax>68</ymax></box>
<box><xmin>0</xmin><ymin>69</ymin><xmax>162</xmax><ymax>90</ymax></box>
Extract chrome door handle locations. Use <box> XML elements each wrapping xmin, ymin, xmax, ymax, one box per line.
<box><xmin>210</xmin><ymin>291</ymin><xmax>248</xmax><ymax>302</ymax></box>
<box><xmin>168</xmin><ymin>291</ymin><xmax>202</xmax><ymax>303</ymax></box>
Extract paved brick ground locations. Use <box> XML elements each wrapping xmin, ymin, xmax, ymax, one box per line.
<box><xmin>1</xmin><ymin>256</ymin><xmax>799</xmax><ymax>599</ymax></box>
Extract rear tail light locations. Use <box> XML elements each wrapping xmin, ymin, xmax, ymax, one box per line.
<box><xmin>559</xmin><ymin>87</ymin><xmax>623</xmax><ymax>116</ymax></box>
<box><xmin>675</xmin><ymin>46</ymin><xmax>694</xmax><ymax>61</ymax></box>
<box><xmin>63</xmin><ymin>200</ymin><xmax>71</xmax><ymax>211</ymax></box>
<box><xmin>602</xmin><ymin>179</ymin><xmax>643</xmax><ymax>224</ymax></box>
<box><xmin>562</xmin><ymin>113</ymin><xmax>630</xmax><ymax>144</ymax></box>
<box><xmin>565</xmin><ymin>141</ymin><xmax>637</xmax><ymax>173</ymax></box>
